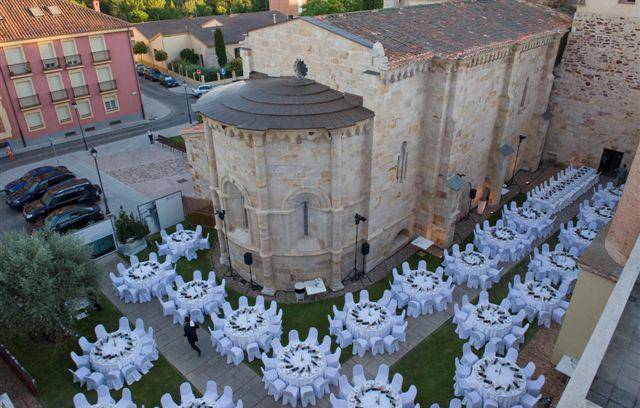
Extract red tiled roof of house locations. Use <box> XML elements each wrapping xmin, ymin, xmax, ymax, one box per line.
<box><xmin>309</xmin><ymin>0</ymin><xmax>572</xmax><ymax>67</ymax></box>
<box><xmin>0</xmin><ymin>0</ymin><xmax>131</xmax><ymax>44</ymax></box>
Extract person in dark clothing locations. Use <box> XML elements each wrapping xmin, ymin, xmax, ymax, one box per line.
<box><xmin>147</xmin><ymin>130</ymin><xmax>154</xmax><ymax>144</ymax></box>
<box><xmin>183</xmin><ymin>316</ymin><xmax>201</xmax><ymax>356</ymax></box>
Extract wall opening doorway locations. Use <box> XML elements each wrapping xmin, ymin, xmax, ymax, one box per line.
<box><xmin>598</xmin><ymin>148</ymin><xmax>624</xmax><ymax>177</ymax></box>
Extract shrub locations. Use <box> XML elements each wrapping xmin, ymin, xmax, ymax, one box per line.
<box><xmin>132</xmin><ymin>41</ymin><xmax>148</xmax><ymax>57</ymax></box>
<box><xmin>114</xmin><ymin>206</ymin><xmax>149</xmax><ymax>243</ymax></box>
<box><xmin>226</xmin><ymin>58</ymin><xmax>243</xmax><ymax>77</ymax></box>
<box><xmin>179</xmin><ymin>48</ymin><xmax>199</xmax><ymax>64</ymax></box>
<box><xmin>154</xmin><ymin>49</ymin><xmax>168</xmax><ymax>63</ymax></box>
<box><xmin>0</xmin><ymin>231</ymin><xmax>99</xmax><ymax>340</ymax></box>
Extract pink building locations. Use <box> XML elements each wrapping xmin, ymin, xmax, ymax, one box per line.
<box><xmin>0</xmin><ymin>0</ymin><xmax>144</xmax><ymax>148</ymax></box>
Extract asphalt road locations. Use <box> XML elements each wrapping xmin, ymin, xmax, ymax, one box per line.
<box><xmin>0</xmin><ymin>79</ymin><xmax>195</xmax><ymax>172</ymax></box>
<box><xmin>0</xmin><ymin>193</ymin><xmax>28</xmax><ymax>234</ymax></box>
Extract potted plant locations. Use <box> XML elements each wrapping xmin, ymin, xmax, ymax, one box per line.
<box><xmin>115</xmin><ymin>206</ymin><xmax>149</xmax><ymax>255</ymax></box>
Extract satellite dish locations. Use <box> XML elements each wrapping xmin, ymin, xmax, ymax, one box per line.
<box><xmin>294</xmin><ymin>59</ymin><xmax>308</xmax><ymax>79</ymax></box>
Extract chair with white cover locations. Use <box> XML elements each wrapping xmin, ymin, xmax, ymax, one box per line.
<box><xmin>401</xmin><ymin>385</ymin><xmax>417</xmax><ymax>408</ymax></box>
<box><xmin>328</xmin><ymin>315</ymin><xmax>343</xmax><ymax>336</ymax></box>
<box><xmin>326</xmin><ymin>346</ymin><xmax>341</xmax><ymax>368</ymax></box>
<box><xmin>352</xmin><ymin>337</ymin><xmax>368</xmax><ymax>357</ymax></box>
<box><xmin>106</xmin><ymin>370</ymin><xmax>125</xmax><ymax>390</ymax></box>
<box><xmin>73</xmin><ymin>393</ymin><xmax>92</xmax><ymax>408</ymax></box>
<box><xmin>86</xmin><ymin>371</ymin><xmax>106</xmax><ymax>391</ymax></box>
<box><xmin>180</xmin><ymin>382</ymin><xmax>196</xmax><ymax>403</ymax></box>
<box><xmin>520</xmin><ymin>393</ymin><xmax>540</xmax><ymax>408</ymax></box>
<box><xmin>352</xmin><ymin>364</ymin><xmax>366</xmax><ymax>386</ymax></box>
<box><xmin>306</xmin><ymin>327</ymin><xmax>319</xmax><ymax>344</ymax></box>
<box><xmin>483</xmin><ymin>399</ymin><xmax>499</xmax><ymax>408</ymax></box>
<box><xmin>71</xmin><ymin>351</ymin><xmax>90</xmax><ymax>370</ymax></box>
<box><xmin>95</xmin><ymin>324</ymin><xmax>108</xmax><ymax>340</ymax></box>
<box><xmin>190</xmin><ymin>308</ymin><xmax>205</xmax><ymax>324</ymax></box>
<box><xmin>130</xmin><ymin>255</ymin><xmax>139</xmax><ymax>266</ymax></box>
<box><xmin>390</xmin><ymin>373</ymin><xmax>403</xmax><ymax>394</ymax></box>
<box><xmin>375</xmin><ymin>364</ymin><xmax>389</xmax><ymax>384</ymax></box>
<box><xmin>288</xmin><ymin>329</ymin><xmax>300</xmax><ymax>344</ymax></box>
<box><xmin>160</xmin><ymin>393</ymin><xmax>180</xmax><ymax>408</ymax></box>
<box><xmin>336</xmin><ymin>329</ymin><xmax>352</xmax><ymax>348</ymax></box>
<box><xmin>176</xmin><ymin>223</ymin><xmax>184</xmax><ymax>232</ymax></box>
<box><xmin>300</xmin><ymin>385</ymin><xmax>316</xmax><ymax>407</ymax></box>
<box><xmin>158</xmin><ymin>297</ymin><xmax>176</xmax><ymax>317</ymax></box>
<box><xmin>226</xmin><ymin>346</ymin><xmax>244</xmax><ymax>366</ymax></box>
<box><xmin>173</xmin><ymin>308</ymin><xmax>187</xmax><ymax>325</ymax></box>
<box><xmin>246</xmin><ymin>342</ymin><xmax>261</xmax><ymax>362</ymax></box>
<box><xmin>78</xmin><ymin>337</ymin><xmax>95</xmax><ymax>354</ymax></box>
<box><xmin>384</xmin><ymin>334</ymin><xmax>399</xmax><ymax>354</ymax></box>
<box><xmin>526</xmin><ymin>375</ymin><xmax>545</xmax><ymax>397</ymax></box>
<box><xmin>330</xmin><ymin>394</ymin><xmax>348</xmax><ymax>408</ymax></box>
<box><xmin>312</xmin><ymin>375</ymin><xmax>330</xmax><ymax>400</ymax></box>
<box><xmin>122</xmin><ymin>365</ymin><xmax>141</xmax><ymax>386</ymax></box>
<box><xmin>282</xmin><ymin>385</ymin><xmax>299</xmax><ymax>407</ymax></box>
<box><xmin>117</xmin><ymin>388</ymin><xmax>135</xmax><ymax>408</ymax></box>
<box><xmin>69</xmin><ymin>367</ymin><xmax>91</xmax><ymax>387</ymax></box>
<box><xmin>138</xmin><ymin>287</ymin><xmax>152</xmax><ymax>303</ymax></box>
<box><xmin>270</xmin><ymin>378</ymin><xmax>287</xmax><ymax>401</ymax></box>
<box><xmin>461</xmin><ymin>342</ymin><xmax>478</xmax><ymax>367</ymax></box>
<box><xmin>369</xmin><ymin>336</ymin><xmax>385</xmax><ymax>355</ymax></box>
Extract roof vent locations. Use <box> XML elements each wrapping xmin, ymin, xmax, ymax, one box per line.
<box><xmin>29</xmin><ymin>7</ymin><xmax>45</xmax><ymax>17</ymax></box>
<box><xmin>47</xmin><ymin>5</ymin><xmax>62</xmax><ymax>15</ymax></box>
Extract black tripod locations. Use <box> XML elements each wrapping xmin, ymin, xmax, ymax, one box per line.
<box><xmin>215</xmin><ymin>209</ymin><xmax>237</xmax><ymax>280</ymax></box>
<box><xmin>342</xmin><ymin>213</ymin><xmax>367</xmax><ymax>283</ymax></box>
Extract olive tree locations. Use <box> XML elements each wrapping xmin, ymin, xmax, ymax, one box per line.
<box><xmin>0</xmin><ymin>231</ymin><xmax>99</xmax><ymax>340</ymax></box>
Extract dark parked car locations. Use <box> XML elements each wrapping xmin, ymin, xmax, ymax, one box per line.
<box><xmin>136</xmin><ymin>64</ymin><xmax>146</xmax><ymax>76</ymax></box>
<box><xmin>3</xmin><ymin>165</ymin><xmax>68</xmax><ymax>194</ymax></box>
<box><xmin>43</xmin><ymin>204</ymin><xmax>104</xmax><ymax>234</ymax></box>
<box><xmin>23</xmin><ymin>178</ymin><xmax>101</xmax><ymax>221</ymax></box>
<box><xmin>6</xmin><ymin>170</ymin><xmax>75</xmax><ymax>210</ymax></box>
<box><xmin>160</xmin><ymin>75</ymin><xmax>179</xmax><ymax>87</ymax></box>
<box><xmin>144</xmin><ymin>68</ymin><xmax>162</xmax><ymax>81</ymax></box>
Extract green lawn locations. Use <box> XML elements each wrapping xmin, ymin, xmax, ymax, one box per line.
<box><xmin>0</xmin><ymin>291</ymin><xmax>186</xmax><ymax>407</ymax></box>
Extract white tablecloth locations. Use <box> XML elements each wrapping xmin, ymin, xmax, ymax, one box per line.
<box><xmin>468</xmin><ymin>357</ymin><xmax>527</xmax><ymax>408</ymax></box>
<box><xmin>540</xmin><ymin>251</ymin><xmax>579</xmax><ymax>283</ymax></box>
<box><xmin>467</xmin><ymin>304</ymin><xmax>513</xmax><ymax>339</ymax></box>
<box><xmin>122</xmin><ymin>261</ymin><xmax>171</xmax><ymax>290</ymax></box>
<box><xmin>90</xmin><ymin>330</ymin><xmax>141</xmax><ymax>374</ymax></box>
<box><xmin>594</xmin><ymin>186</ymin><xmax>622</xmax><ymax>207</ymax></box>
<box><xmin>399</xmin><ymin>269</ymin><xmax>446</xmax><ymax>302</ymax></box>
<box><xmin>346</xmin><ymin>302</ymin><xmax>393</xmax><ymax>341</ymax></box>
<box><xmin>175</xmin><ymin>280</ymin><xmax>216</xmax><ymax>312</ymax></box>
<box><xmin>167</xmin><ymin>230</ymin><xmax>198</xmax><ymax>255</ymax></box>
<box><xmin>223</xmin><ymin>306</ymin><xmax>270</xmax><ymax>349</ymax></box>
<box><xmin>520</xmin><ymin>281</ymin><xmax>562</xmax><ymax>313</ymax></box>
<box><xmin>455</xmin><ymin>251</ymin><xmax>491</xmax><ymax>278</ymax></box>
<box><xmin>276</xmin><ymin>342</ymin><xmax>326</xmax><ymax>387</ymax></box>
<box><xmin>179</xmin><ymin>398</ymin><xmax>217</xmax><ymax>408</ymax></box>
<box><xmin>528</xmin><ymin>167</ymin><xmax>597</xmax><ymax>214</ymax></box>
<box><xmin>507</xmin><ymin>207</ymin><xmax>551</xmax><ymax>233</ymax></box>
<box><xmin>347</xmin><ymin>380</ymin><xmax>401</xmax><ymax>408</ymax></box>
<box><xmin>485</xmin><ymin>227</ymin><xmax>519</xmax><ymax>252</ymax></box>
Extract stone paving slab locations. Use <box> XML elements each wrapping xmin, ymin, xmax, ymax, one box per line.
<box><xmin>96</xmin><ymin>174</ymin><xmax>598</xmax><ymax>407</ymax></box>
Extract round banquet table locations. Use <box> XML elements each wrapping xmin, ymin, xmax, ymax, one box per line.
<box><xmin>122</xmin><ymin>260</ymin><xmax>170</xmax><ymax>290</ymax></box>
<box><xmin>276</xmin><ymin>342</ymin><xmax>326</xmax><ymax>387</ymax></box>
<box><xmin>520</xmin><ymin>281</ymin><xmax>562</xmax><ymax>313</ymax></box>
<box><xmin>346</xmin><ymin>302</ymin><xmax>393</xmax><ymax>341</ymax></box>
<box><xmin>510</xmin><ymin>207</ymin><xmax>547</xmax><ymax>230</ymax></box>
<box><xmin>456</xmin><ymin>251</ymin><xmax>491</xmax><ymax>277</ymax></box>
<box><xmin>90</xmin><ymin>404</ymin><xmax>117</xmax><ymax>408</ymax></box>
<box><xmin>167</xmin><ymin>230</ymin><xmax>198</xmax><ymax>254</ymax></box>
<box><xmin>468</xmin><ymin>356</ymin><xmax>527</xmax><ymax>408</ymax></box>
<box><xmin>573</xmin><ymin>226</ymin><xmax>597</xmax><ymax>243</ymax></box>
<box><xmin>486</xmin><ymin>227</ymin><xmax>519</xmax><ymax>251</ymax></box>
<box><xmin>179</xmin><ymin>399</ymin><xmax>217</xmax><ymax>408</ymax></box>
<box><xmin>592</xmin><ymin>205</ymin><xmax>614</xmax><ymax>223</ymax></box>
<box><xmin>467</xmin><ymin>303</ymin><xmax>513</xmax><ymax>339</ymax></box>
<box><xmin>347</xmin><ymin>380</ymin><xmax>402</xmax><ymax>408</ymax></box>
<box><xmin>399</xmin><ymin>269</ymin><xmax>445</xmax><ymax>302</ymax></box>
<box><xmin>89</xmin><ymin>330</ymin><xmax>142</xmax><ymax>374</ymax></box>
<box><xmin>175</xmin><ymin>280</ymin><xmax>217</xmax><ymax>312</ymax></box>
<box><xmin>223</xmin><ymin>306</ymin><xmax>271</xmax><ymax>349</ymax></box>
<box><xmin>543</xmin><ymin>251</ymin><xmax>579</xmax><ymax>281</ymax></box>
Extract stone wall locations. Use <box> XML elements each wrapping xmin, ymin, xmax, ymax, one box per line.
<box><xmin>181</xmin><ymin>124</ymin><xmax>210</xmax><ymax>200</ymax></box>
<box><xmin>543</xmin><ymin>12</ymin><xmax>640</xmax><ymax>168</ymax></box>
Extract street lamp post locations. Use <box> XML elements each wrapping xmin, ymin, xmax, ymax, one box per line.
<box><xmin>89</xmin><ymin>147</ymin><xmax>110</xmax><ymax>215</ymax></box>
<box><xmin>71</xmin><ymin>101</ymin><xmax>89</xmax><ymax>150</ymax></box>
<box><xmin>183</xmin><ymin>82</ymin><xmax>193</xmax><ymax>124</ymax></box>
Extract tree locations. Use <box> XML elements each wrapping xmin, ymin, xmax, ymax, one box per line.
<box><xmin>154</xmin><ymin>49</ymin><xmax>169</xmax><ymax>63</ymax></box>
<box><xmin>180</xmin><ymin>48</ymin><xmax>200</xmax><ymax>64</ymax></box>
<box><xmin>132</xmin><ymin>41</ymin><xmax>149</xmax><ymax>60</ymax></box>
<box><xmin>0</xmin><ymin>231</ymin><xmax>99</xmax><ymax>340</ymax></box>
<box><xmin>213</xmin><ymin>27</ymin><xmax>227</xmax><ymax>67</ymax></box>
<box><xmin>301</xmin><ymin>0</ymin><xmax>346</xmax><ymax>15</ymax></box>
<box><xmin>226</xmin><ymin>57</ymin><xmax>243</xmax><ymax>76</ymax></box>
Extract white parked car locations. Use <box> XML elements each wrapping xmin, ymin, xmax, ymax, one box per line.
<box><xmin>191</xmin><ymin>84</ymin><xmax>214</xmax><ymax>98</ymax></box>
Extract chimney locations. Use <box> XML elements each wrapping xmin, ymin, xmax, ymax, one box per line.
<box><xmin>92</xmin><ymin>0</ymin><xmax>101</xmax><ymax>12</ymax></box>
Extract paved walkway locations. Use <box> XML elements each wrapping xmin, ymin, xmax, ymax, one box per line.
<box><xmin>97</xmin><ymin>173</ymin><xmax>597</xmax><ymax>407</ymax></box>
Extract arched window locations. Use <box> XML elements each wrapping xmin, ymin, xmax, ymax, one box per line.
<box><xmin>303</xmin><ymin>201</ymin><xmax>309</xmax><ymax>236</ymax></box>
<box><xmin>520</xmin><ymin>77</ymin><xmax>529</xmax><ymax>108</ymax></box>
<box><xmin>223</xmin><ymin>181</ymin><xmax>249</xmax><ymax>232</ymax></box>
<box><xmin>397</xmin><ymin>141</ymin><xmax>408</xmax><ymax>183</ymax></box>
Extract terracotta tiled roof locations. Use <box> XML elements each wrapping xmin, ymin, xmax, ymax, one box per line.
<box><xmin>135</xmin><ymin>11</ymin><xmax>287</xmax><ymax>46</ymax></box>
<box><xmin>309</xmin><ymin>0</ymin><xmax>572</xmax><ymax>67</ymax></box>
<box><xmin>0</xmin><ymin>0</ymin><xmax>131</xmax><ymax>44</ymax></box>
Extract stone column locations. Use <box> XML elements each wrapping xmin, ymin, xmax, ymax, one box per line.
<box><xmin>606</xmin><ymin>142</ymin><xmax>640</xmax><ymax>266</ymax></box>
<box><xmin>329</xmin><ymin>129</ymin><xmax>345</xmax><ymax>291</ymax></box>
<box><xmin>251</xmin><ymin>134</ymin><xmax>276</xmax><ymax>295</ymax></box>
<box><xmin>240</xmin><ymin>47</ymin><xmax>251</xmax><ymax>80</ymax></box>
<box><xmin>203</xmin><ymin>120</ymin><xmax>229</xmax><ymax>266</ymax></box>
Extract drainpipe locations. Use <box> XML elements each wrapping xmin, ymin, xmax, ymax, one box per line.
<box><xmin>127</xmin><ymin>28</ymin><xmax>146</xmax><ymax>120</ymax></box>
<box><xmin>0</xmin><ymin>64</ymin><xmax>27</xmax><ymax>147</ymax></box>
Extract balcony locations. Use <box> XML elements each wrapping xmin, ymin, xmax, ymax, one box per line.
<box><xmin>50</xmin><ymin>89</ymin><xmax>68</xmax><ymax>102</ymax></box>
<box><xmin>91</xmin><ymin>50</ymin><xmax>110</xmax><ymax>63</ymax></box>
<box><xmin>72</xmin><ymin>84</ymin><xmax>89</xmax><ymax>98</ymax></box>
<box><xmin>42</xmin><ymin>57</ymin><xmax>61</xmax><ymax>71</ymax></box>
<box><xmin>98</xmin><ymin>79</ymin><xmax>117</xmax><ymax>92</ymax></box>
<box><xmin>8</xmin><ymin>62</ymin><xmax>31</xmax><ymax>77</ymax></box>
<box><xmin>64</xmin><ymin>54</ymin><xmax>82</xmax><ymax>67</ymax></box>
<box><xmin>18</xmin><ymin>94</ymin><xmax>40</xmax><ymax>110</ymax></box>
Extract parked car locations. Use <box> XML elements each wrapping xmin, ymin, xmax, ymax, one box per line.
<box><xmin>42</xmin><ymin>204</ymin><xmax>104</xmax><ymax>234</ymax></box>
<box><xmin>144</xmin><ymin>68</ymin><xmax>162</xmax><ymax>81</ymax></box>
<box><xmin>136</xmin><ymin>64</ymin><xmax>147</xmax><ymax>76</ymax></box>
<box><xmin>3</xmin><ymin>165</ymin><xmax>68</xmax><ymax>194</ymax></box>
<box><xmin>160</xmin><ymin>75</ymin><xmax>179</xmax><ymax>87</ymax></box>
<box><xmin>6</xmin><ymin>170</ymin><xmax>75</xmax><ymax>210</ymax></box>
<box><xmin>23</xmin><ymin>178</ymin><xmax>101</xmax><ymax>221</ymax></box>
<box><xmin>191</xmin><ymin>84</ymin><xmax>213</xmax><ymax>98</ymax></box>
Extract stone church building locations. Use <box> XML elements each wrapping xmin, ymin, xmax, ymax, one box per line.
<box><xmin>183</xmin><ymin>0</ymin><xmax>571</xmax><ymax>294</ymax></box>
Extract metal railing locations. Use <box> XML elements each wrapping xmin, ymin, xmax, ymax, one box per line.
<box><xmin>18</xmin><ymin>94</ymin><xmax>40</xmax><ymax>109</ymax></box>
<box><xmin>8</xmin><ymin>62</ymin><xmax>31</xmax><ymax>77</ymax></box>
<box><xmin>64</xmin><ymin>54</ymin><xmax>82</xmax><ymax>67</ymax></box>
<box><xmin>91</xmin><ymin>50</ymin><xmax>110</xmax><ymax>63</ymax></box>
<box><xmin>72</xmin><ymin>84</ymin><xmax>89</xmax><ymax>98</ymax></box>
<box><xmin>50</xmin><ymin>89</ymin><xmax>68</xmax><ymax>102</ymax></box>
<box><xmin>98</xmin><ymin>79</ymin><xmax>117</xmax><ymax>92</ymax></box>
<box><xmin>157</xmin><ymin>135</ymin><xmax>186</xmax><ymax>153</ymax></box>
<box><xmin>42</xmin><ymin>57</ymin><xmax>60</xmax><ymax>71</ymax></box>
